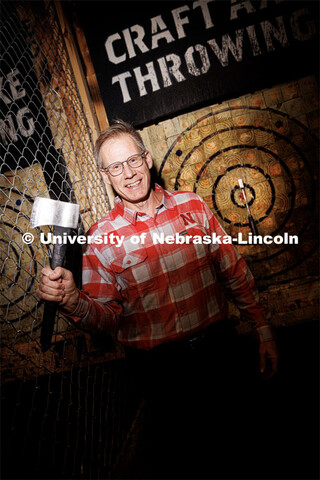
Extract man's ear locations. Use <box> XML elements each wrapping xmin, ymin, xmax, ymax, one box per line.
<box><xmin>145</xmin><ymin>150</ymin><xmax>153</xmax><ymax>170</ymax></box>
<box><xmin>100</xmin><ymin>168</ymin><xmax>112</xmax><ymax>185</ymax></box>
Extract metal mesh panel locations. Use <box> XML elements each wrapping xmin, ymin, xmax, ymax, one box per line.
<box><xmin>1</xmin><ymin>1</ymin><xmax>139</xmax><ymax>477</ymax></box>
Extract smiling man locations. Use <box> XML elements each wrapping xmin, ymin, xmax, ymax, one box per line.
<box><xmin>98</xmin><ymin>132</ymin><xmax>160</xmax><ymax>215</ymax></box>
<box><xmin>37</xmin><ymin>119</ymin><xmax>278</xmax><ymax>475</ymax></box>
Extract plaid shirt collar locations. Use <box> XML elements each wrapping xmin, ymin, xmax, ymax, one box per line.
<box><xmin>113</xmin><ymin>184</ymin><xmax>176</xmax><ymax>225</ymax></box>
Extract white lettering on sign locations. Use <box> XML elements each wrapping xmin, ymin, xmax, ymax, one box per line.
<box><xmin>16</xmin><ymin>107</ymin><xmax>35</xmax><ymax>137</ymax></box>
<box><xmin>172</xmin><ymin>5</ymin><xmax>191</xmax><ymax>39</ymax></box>
<box><xmin>261</xmin><ymin>16</ymin><xmax>289</xmax><ymax>52</ymax></box>
<box><xmin>105</xmin><ymin>6</ymin><xmax>316</xmax><ymax>104</ymax></box>
<box><xmin>230</xmin><ymin>0</ymin><xmax>256</xmax><ymax>20</ymax></box>
<box><xmin>0</xmin><ymin>69</ymin><xmax>35</xmax><ymax>145</ymax></box>
<box><xmin>246</xmin><ymin>25</ymin><xmax>262</xmax><ymax>56</ymax></box>
<box><xmin>208</xmin><ymin>29</ymin><xmax>244</xmax><ymax>66</ymax></box>
<box><xmin>124</xmin><ymin>25</ymin><xmax>149</xmax><ymax>58</ymax></box>
<box><xmin>105</xmin><ymin>1</ymin><xmax>218</xmax><ymax>64</ymax></box>
<box><xmin>193</xmin><ymin>0</ymin><xmax>215</xmax><ymax>29</ymax></box>
<box><xmin>290</xmin><ymin>8</ymin><xmax>316</xmax><ymax>42</ymax></box>
<box><xmin>7</xmin><ymin>69</ymin><xmax>26</xmax><ymax>100</ymax></box>
<box><xmin>157</xmin><ymin>54</ymin><xmax>186</xmax><ymax>87</ymax></box>
<box><xmin>185</xmin><ymin>44</ymin><xmax>210</xmax><ymax>76</ymax></box>
<box><xmin>105</xmin><ymin>33</ymin><xmax>126</xmax><ymax>64</ymax></box>
<box><xmin>133</xmin><ymin>62</ymin><xmax>161</xmax><ymax>97</ymax></box>
<box><xmin>112</xmin><ymin>72</ymin><xmax>132</xmax><ymax>102</ymax></box>
<box><xmin>151</xmin><ymin>16</ymin><xmax>175</xmax><ymax>49</ymax></box>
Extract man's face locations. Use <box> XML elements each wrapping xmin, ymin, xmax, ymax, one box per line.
<box><xmin>99</xmin><ymin>135</ymin><xmax>153</xmax><ymax>209</ymax></box>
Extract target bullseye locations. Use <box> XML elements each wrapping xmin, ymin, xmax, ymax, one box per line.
<box><xmin>159</xmin><ymin>104</ymin><xmax>318</xmax><ymax>283</ymax></box>
<box><xmin>231</xmin><ymin>184</ymin><xmax>255</xmax><ymax>209</ymax></box>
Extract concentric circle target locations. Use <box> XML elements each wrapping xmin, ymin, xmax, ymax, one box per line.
<box><xmin>0</xmin><ymin>187</ymin><xmax>51</xmax><ymax>340</ymax></box>
<box><xmin>160</xmin><ymin>106</ymin><xmax>319</xmax><ymax>283</ymax></box>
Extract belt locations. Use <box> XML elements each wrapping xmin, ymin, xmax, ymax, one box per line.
<box><xmin>186</xmin><ymin>328</ymin><xmax>210</xmax><ymax>350</ymax></box>
<box><xmin>179</xmin><ymin>320</ymin><xmax>229</xmax><ymax>350</ymax></box>
<box><xmin>150</xmin><ymin>319</ymin><xmax>230</xmax><ymax>356</ymax></box>
<box><xmin>125</xmin><ymin>320</ymin><xmax>234</xmax><ymax>361</ymax></box>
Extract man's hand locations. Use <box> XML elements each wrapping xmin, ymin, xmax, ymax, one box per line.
<box><xmin>37</xmin><ymin>266</ymin><xmax>80</xmax><ymax>314</ymax></box>
<box><xmin>259</xmin><ymin>340</ymin><xmax>279</xmax><ymax>379</ymax></box>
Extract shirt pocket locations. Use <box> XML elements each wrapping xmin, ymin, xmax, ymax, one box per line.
<box><xmin>180</xmin><ymin>224</ymin><xmax>211</xmax><ymax>265</ymax></box>
<box><xmin>109</xmin><ymin>248</ymin><xmax>153</xmax><ymax>292</ymax></box>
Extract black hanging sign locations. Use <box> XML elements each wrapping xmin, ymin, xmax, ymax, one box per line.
<box><xmin>0</xmin><ymin>2</ymin><xmax>74</xmax><ymax>203</ymax></box>
<box><xmin>0</xmin><ymin>3</ymin><xmax>55</xmax><ymax>174</ymax></box>
<box><xmin>75</xmin><ymin>0</ymin><xmax>319</xmax><ymax>127</ymax></box>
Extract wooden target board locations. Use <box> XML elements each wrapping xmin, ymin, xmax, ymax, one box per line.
<box><xmin>0</xmin><ymin>164</ymin><xmax>62</xmax><ymax>344</ymax></box>
<box><xmin>140</xmin><ymin>76</ymin><xmax>319</xmax><ymax>328</ymax></box>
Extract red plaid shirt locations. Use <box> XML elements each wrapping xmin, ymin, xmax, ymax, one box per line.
<box><xmin>69</xmin><ymin>185</ymin><xmax>271</xmax><ymax>350</ymax></box>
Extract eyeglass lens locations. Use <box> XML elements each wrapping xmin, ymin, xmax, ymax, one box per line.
<box><xmin>108</xmin><ymin>153</ymin><xmax>144</xmax><ymax>176</ymax></box>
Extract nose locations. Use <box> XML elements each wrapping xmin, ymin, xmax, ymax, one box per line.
<box><xmin>122</xmin><ymin>160</ymin><xmax>136</xmax><ymax>178</ymax></box>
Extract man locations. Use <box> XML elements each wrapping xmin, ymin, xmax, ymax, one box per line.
<box><xmin>37</xmin><ymin>119</ymin><xmax>278</xmax><ymax>476</ymax></box>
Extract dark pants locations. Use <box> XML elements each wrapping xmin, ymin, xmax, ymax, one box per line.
<box><xmin>125</xmin><ymin>321</ymin><xmax>247</xmax><ymax>478</ymax></box>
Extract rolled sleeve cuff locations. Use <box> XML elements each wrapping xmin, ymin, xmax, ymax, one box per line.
<box><xmin>254</xmin><ymin>325</ymin><xmax>275</xmax><ymax>343</ymax></box>
<box><xmin>62</xmin><ymin>289</ymin><xmax>89</xmax><ymax>323</ymax></box>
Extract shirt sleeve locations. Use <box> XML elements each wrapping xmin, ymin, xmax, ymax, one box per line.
<box><xmin>201</xmin><ymin>199</ymin><xmax>274</xmax><ymax>341</ymax></box>
<box><xmin>65</xmin><ymin>242</ymin><xmax>123</xmax><ymax>333</ymax></box>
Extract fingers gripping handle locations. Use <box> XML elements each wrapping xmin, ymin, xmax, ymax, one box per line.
<box><xmin>40</xmin><ymin>226</ymin><xmax>71</xmax><ymax>351</ymax></box>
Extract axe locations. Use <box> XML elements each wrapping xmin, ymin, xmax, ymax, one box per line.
<box><xmin>30</xmin><ymin>197</ymin><xmax>80</xmax><ymax>351</ymax></box>
<box><xmin>238</xmin><ymin>179</ymin><xmax>258</xmax><ymax>236</ymax></box>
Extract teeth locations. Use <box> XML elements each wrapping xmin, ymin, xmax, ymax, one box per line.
<box><xmin>127</xmin><ymin>180</ymin><xmax>141</xmax><ymax>187</ymax></box>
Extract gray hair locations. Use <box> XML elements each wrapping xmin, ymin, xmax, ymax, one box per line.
<box><xmin>94</xmin><ymin>119</ymin><xmax>146</xmax><ymax>169</ymax></box>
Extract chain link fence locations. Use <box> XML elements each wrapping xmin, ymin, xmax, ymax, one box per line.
<box><xmin>1</xmin><ymin>1</ymin><xmax>140</xmax><ymax>477</ymax></box>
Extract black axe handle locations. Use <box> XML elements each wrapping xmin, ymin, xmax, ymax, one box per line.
<box><xmin>241</xmin><ymin>185</ymin><xmax>259</xmax><ymax>236</ymax></box>
<box><xmin>40</xmin><ymin>226</ymin><xmax>72</xmax><ymax>351</ymax></box>
<box><xmin>248</xmin><ymin>213</ymin><xmax>259</xmax><ymax>236</ymax></box>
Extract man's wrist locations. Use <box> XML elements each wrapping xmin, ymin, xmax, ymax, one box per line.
<box><xmin>60</xmin><ymin>289</ymin><xmax>80</xmax><ymax>315</ymax></box>
<box><xmin>255</xmin><ymin>325</ymin><xmax>275</xmax><ymax>343</ymax></box>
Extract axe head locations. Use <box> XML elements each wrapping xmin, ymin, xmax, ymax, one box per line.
<box><xmin>30</xmin><ymin>197</ymin><xmax>80</xmax><ymax>229</ymax></box>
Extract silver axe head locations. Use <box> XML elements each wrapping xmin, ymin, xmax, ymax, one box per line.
<box><xmin>30</xmin><ymin>197</ymin><xmax>80</xmax><ymax>229</ymax></box>
<box><xmin>30</xmin><ymin>197</ymin><xmax>80</xmax><ymax>351</ymax></box>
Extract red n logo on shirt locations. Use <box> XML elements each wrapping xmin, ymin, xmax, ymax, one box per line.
<box><xmin>180</xmin><ymin>213</ymin><xmax>194</xmax><ymax>226</ymax></box>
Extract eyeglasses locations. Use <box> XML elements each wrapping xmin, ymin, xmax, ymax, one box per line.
<box><xmin>102</xmin><ymin>152</ymin><xmax>146</xmax><ymax>177</ymax></box>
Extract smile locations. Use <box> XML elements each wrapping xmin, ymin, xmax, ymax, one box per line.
<box><xmin>126</xmin><ymin>179</ymin><xmax>142</xmax><ymax>188</ymax></box>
